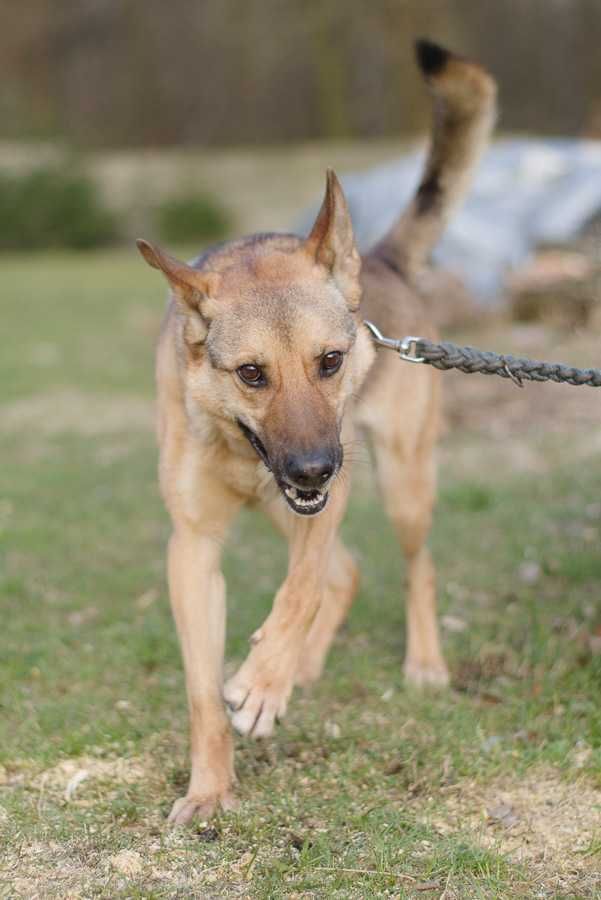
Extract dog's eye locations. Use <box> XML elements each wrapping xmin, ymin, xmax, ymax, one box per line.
<box><xmin>237</xmin><ymin>364</ymin><xmax>265</xmax><ymax>386</ymax></box>
<box><xmin>320</xmin><ymin>351</ymin><xmax>343</xmax><ymax>377</ymax></box>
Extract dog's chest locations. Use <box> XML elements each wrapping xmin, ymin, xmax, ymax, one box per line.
<box><xmin>214</xmin><ymin>437</ymin><xmax>272</xmax><ymax>502</ymax></box>
<box><xmin>221</xmin><ymin>453</ymin><xmax>267</xmax><ymax>499</ymax></box>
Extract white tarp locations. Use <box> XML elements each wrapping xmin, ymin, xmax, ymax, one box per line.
<box><xmin>299</xmin><ymin>139</ymin><xmax>601</xmax><ymax>303</ymax></box>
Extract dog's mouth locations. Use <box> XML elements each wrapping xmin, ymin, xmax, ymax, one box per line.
<box><xmin>237</xmin><ymin>419</ymin><xmax>271</xmax><ymax>469</ymax></box>
<box><xmin>279</xmin><ymin>481</ymin><xmax>329</xmax><ymax>516</ymax></box>
<box><xmin>237</xmin><ymin>419</ymin><xmax>331</xmax><ymax>517</ymax></box>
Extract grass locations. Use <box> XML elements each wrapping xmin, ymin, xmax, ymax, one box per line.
<box><xmin>1</xmin><ymin>249</ymin><xmax>601</xmax><ymax>897</ymax></box>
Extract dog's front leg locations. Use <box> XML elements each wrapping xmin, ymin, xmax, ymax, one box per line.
<box><xmin>166</xmin><ymin>526</ymin><xmax>238</xmax><ymax>825</ymax></box>
<box><xmin>224</xmin><ymin>481</ymin><xmax>348</xmax><ymax>738</ymax></box>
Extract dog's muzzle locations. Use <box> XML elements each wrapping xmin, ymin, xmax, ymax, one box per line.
<box><xmin>277</xmin><ymin>447</ymin><xmax>339</xmax><ymax>515</ymax></box>
<box><xmin>237</xmin><ymin>420</ymin><xmax>340</xmax><ymax>517</ymax></box>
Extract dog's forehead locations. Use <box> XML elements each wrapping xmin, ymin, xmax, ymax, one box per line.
<box><xmin>216</xmin><ymin>246</ymin><xmax>314</xmax><ymax>291</ymax></box>
<box><xmin>208</xmin><ymin>290</ymin><xmax>354</xmax><ymax>364</ymax></box>
<box><xmin>209</xmin><ymin>256</ymin><xmax>355</xmax><ymax>357</ymax></box>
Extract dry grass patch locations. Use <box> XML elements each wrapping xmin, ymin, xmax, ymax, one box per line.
<box><xmin>32</xmin><ymin>755</ymin><xmax>150</xmax><ymax>801</ymax></box>
<box><xmin>428</xmin><ymin>767</ymin><xmax>601</xmax><ymax>896</ymax></box>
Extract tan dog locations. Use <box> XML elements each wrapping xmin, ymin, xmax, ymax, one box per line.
<box><xmin>137</xmin><ymin>40</ymin><xmax>496</xmax><ymax>824</ymax></box>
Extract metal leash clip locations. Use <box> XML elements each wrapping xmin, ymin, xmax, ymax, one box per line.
<box><xmin>364</xmin><ymin>320</ymin><xmax>425</xmax><ymax>363</ymax></box>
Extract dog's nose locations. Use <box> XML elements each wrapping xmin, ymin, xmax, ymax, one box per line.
<box><xmin>284</xmin><ymin>450</ymin><xmax>335</xmax><ymax>489</ymax></box>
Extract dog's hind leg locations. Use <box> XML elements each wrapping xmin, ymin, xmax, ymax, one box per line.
<box><xmin>295</xmin><ymin>538</ymin><xmax>360</xmax><ymax>686</ymax></box>
<box><xmin>374</xmin><ymin>441</ymin><xmax>448</xmax><ymax>686</ymax></box>
<box><xmin>367</xmin><ymin>375</ymin><xmax>449</xmax><ymax>688</ymax></box>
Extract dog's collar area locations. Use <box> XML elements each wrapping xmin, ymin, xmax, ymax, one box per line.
<box><xmin>236</xmin><ymin>419</ymin><xmax>271</xmax><ymax>470</ymax></box>
<box><xmin>364</xmin><ymin>320</ymin><xmax>425</xmax><ymax>364</ymax></box>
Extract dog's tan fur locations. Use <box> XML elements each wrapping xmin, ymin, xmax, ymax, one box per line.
<box><xmin>137</xmin><ymin>41</ymin><xmax>496</xmax><ymax>824</ymax></box>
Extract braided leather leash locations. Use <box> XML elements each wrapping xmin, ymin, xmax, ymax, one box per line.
<box><xmin>364</xmin><ymin>321</ymin><xmax>601</xmax><ymax>388</ymax></box>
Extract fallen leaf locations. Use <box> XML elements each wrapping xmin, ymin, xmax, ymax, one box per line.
<box><xmin>67</xmin><ymin>606</ymin><xmax>98</xmax><ymax>627</ymax></box>
<box><xmin>289</xmin><ymin>832</ymin><xmax>311</xmax><ymax>850</ymax></box>
<box><xmin>441</xmin><ymin>614</ymin><xmax>467</xmax><ymax>633</ymax></box>
<box><xmin>517</xmin><ymin>561</ymin><xmax>541</xmax><ymax>585</ymax></box>
<box><xmin>571</xmin><ymin>742</ymin><xmax>592</xmax><ymax>769</ymax></box>
<box><xmin>110</xmin><ymin>849</ymin><xmax>143</xmax><ymax>876</ymax></box>
<box><xmin>136</xmin><ymin>588</ymin><xmax>159</xmax><ymax>610</ymax></box>
<box><xmin>588</xmin><ymin>633</ymin><xmax>601</xmax><ymax>656</ymax></box>
<box><xmin>64</xmin><ymin>769</ymin><xmax>89</xmax><ymax>801</ymax></box>
<box><xmin>481</xmin><ymin>735</ymin><xmax>502</xmax><ymax>753</ymax></box>
<box><xmin>487</xmin><ymin>803</ymin><xmax>520</xmax><ymax>828</ymax></box>
<box><xmin>478</xmin><ymin>691</ymin><xmax>503</xmax><ymax>705</ymax></box>
<box><xmin>513</xmin><ymin>729</ymin><xmax>539</xmax><ymax>743</ymax></box>
<box><xmin>196</xmin><ymin>826</ymin><xmax>220</xmax><ymax>842</ymax></box>
<box><xmin>324</xmin><ymin>721</ymin><xmax>341</xmax><ymax>739</ymax></box>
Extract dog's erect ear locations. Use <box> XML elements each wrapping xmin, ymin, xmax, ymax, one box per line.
<box><xmin>305</xmin><ymin>170</ymin><xmax>361</xmax><ymax>310</ymax></box>
<box><xmin>136</xmin><ymin>239</ymin><xmax>220</xmax><ymax>340</ymax></box>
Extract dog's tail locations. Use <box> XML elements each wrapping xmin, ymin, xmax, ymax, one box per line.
<box><xmin>373</xmin><ymin>39</ymin><xmax>497</xmax><ymax>278</ymax></box>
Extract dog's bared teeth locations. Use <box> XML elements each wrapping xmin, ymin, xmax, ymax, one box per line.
<box><xmin>295</xmin><ymin>491</ymin><xmax>323</xmax><ymax>507</ymax></box>
<box><xmin>281</xmin><ymin>483</ymin><xmax>328</xmax><ymax>513</ymax></box>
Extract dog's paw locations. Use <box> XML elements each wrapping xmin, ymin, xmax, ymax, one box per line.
<box><xmin>168</xmin><ymin>790</ymin><xmax>239</xmax><ymax>826</ymax></box>
<box><xmin>404</xmin><ymin>658</ymin><xmax>450</xmax><ymax>688</ymax></box>
<box><xmin>224</xmin><ymin>656</ymin><xmax>293</xmax><ymax>738</ymax></box>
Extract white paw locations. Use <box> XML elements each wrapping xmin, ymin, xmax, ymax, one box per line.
<box><xmin>224</xmin><ymin>668</ymin><xmax>291</xmax><ymax>737</ymax></box>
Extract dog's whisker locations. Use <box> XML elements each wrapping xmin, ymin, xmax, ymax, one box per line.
<box><xmin>341</xmin><ymin>439</ymin><xmax>370</xmax><ymax>452</ymax></box>
<box><xmin>341</xmin><ymin>443</ymin><xmax>371</xmax><ymax>455</ymax></box>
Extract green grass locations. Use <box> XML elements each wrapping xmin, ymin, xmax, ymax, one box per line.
<box><xmin>1</xmin><ymin>250</ymin><xmax>601</xmax><ymax>897</ymax></box>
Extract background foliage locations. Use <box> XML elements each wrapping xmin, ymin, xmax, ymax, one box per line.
<box><xmin>0</xmin><ymin>167</ymin><xmax>117</xmax><ymax>250</ymax></box>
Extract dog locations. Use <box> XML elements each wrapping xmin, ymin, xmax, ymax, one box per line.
<box><xmin>136</xmin><ymin>39</ymin><xmax>496</xmax><ymax>824</ymax></box>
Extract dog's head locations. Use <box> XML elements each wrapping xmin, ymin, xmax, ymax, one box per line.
<box><xmin>138</xmin><ymin>171</ymin><xmax>373</xmax><ymax>516</ymax></box>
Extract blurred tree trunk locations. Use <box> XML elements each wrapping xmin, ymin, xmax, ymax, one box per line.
<box><xmin>1</xmin><ymin>0</ymin><xmax>601</xmax><ymax>147</ymax></box>
<box><xmin>307</xmin><ymin>0</ymin><xmax>351</xmax><ymax>138</ymax></box>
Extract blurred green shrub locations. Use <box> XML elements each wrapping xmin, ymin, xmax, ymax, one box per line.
<box><xmin>0</xmin><ymin>167</ymin><xmax>117</xmax><ymax>250</ymax></box>
<box><xmin>156</xmin><ymin>193</ymin><xmax>230</xmax><ymax>244</ymax></box>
